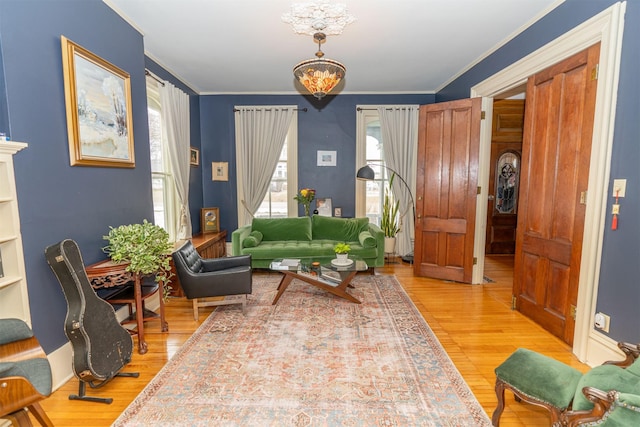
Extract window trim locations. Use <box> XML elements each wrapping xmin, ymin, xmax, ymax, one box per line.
<box><xmin>146</xmin><ymin>77</ymin><xmax>178</xmax><ymax>241</ymax></box>
<box><xmin>355</xmin><ymin>106</ymin><xmax>384</xmax><ymax>218</ymax></box>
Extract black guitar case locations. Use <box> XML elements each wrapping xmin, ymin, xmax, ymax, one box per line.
<box><xmin>45</xmin><ymin>239</ymin><xmax>135</xmax><ymax>395</ymax></box>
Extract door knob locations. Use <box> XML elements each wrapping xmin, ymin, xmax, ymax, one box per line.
<box><xmin>488</xmin><ymin>195</ymin><xmax>495</xmax><ymax>201</ymax></box>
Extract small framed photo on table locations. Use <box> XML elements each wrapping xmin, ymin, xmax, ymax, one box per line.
<box><xmin>316</xmin><ymin>198</ymin><xmax>332</xmax><ymax>216</ymax></box>
<box><xmin>201</xmin><ymin>207</ymin><xmax>220</xmax><ymax>233</ymax></box>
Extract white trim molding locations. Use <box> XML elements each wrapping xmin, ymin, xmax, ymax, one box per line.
<box><xmin>471</xmin><ymin>2</ymin><xmax>626</xmax><ymax>364</ymax></box>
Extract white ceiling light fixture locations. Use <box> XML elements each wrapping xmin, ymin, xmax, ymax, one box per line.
<box><xmin>283</xmin><ymin>1</ymin><xmax>356</xmax><ymax>99</ymax></box>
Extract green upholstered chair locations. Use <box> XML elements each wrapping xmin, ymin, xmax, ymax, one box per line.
<box><xmin>492</xmin><ymin>342</ymin><xmax>640</xmax><ymax>426</ymax></box>
<box><xmin>0</xmin><ymin>318</ymin><xmax>54</xmax><ymax>426</ymax></box>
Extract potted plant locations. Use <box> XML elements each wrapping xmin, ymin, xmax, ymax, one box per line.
<box><xmin>333</xmin><ymin>242</ymin><xmax>351</xmax><ymax>262</ymax></box>
<box><xmin>102</xmin><ymin>219</ymin><xmax>173</xmax><ymax>300</ymax></box>
<box><xmin>380</xmin><ymin>175</ymin><xmax>400</xmax><ymax>254</ymax></box>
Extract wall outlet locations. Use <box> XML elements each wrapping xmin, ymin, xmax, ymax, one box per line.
<box><xmin>594</xmin><ymin>312</ymin><xmax>610</xmax><ymax>333</ymax></box>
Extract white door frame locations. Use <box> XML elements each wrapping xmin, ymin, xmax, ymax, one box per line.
<box><xmin>470</xmin><ymin>2</ymin><xmax>626</xmax><ymax>364</ymax></box>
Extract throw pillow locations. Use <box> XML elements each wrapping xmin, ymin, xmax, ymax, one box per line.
<box><xmin>359</xmin><ymin>231</ymin><xmax>377</xmax><ymax>248</ymax></box>
<box><xmin>242</xmin><ymin>230</ymin><xmax>263</xmax><ymax>248</ymax></box>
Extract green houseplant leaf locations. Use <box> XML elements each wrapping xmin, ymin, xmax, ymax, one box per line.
<box><xmin>103</xmin><ymin>219</ymin><xmax>173</xmax><ymax>300</ymax></box>
<box><xmin>334</xmin><ymin>242</ymin><xmax>351</xmax><ymax>254</ymax></box>
<box><xmin>380</xmin><ymin>174</ymin><xmax>400</xmax><ymax>238</ymax></box>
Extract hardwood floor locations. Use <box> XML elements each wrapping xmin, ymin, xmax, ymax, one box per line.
<box><xmin>35</xmin><ymin>256</ymin><xmax>589</xmax><ymax>426</ymax></box>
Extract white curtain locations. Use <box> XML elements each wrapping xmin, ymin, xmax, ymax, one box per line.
<box><xmin>160</xmin><ymin>81</ymin><xmax>192</xmax><ymax>240</ymax></box>
<box><xmin>378</xmin><ymin>105</ymin><xmax>419</xmax><ymax>257</ymax></box>
<box><xmin>235</xmin><ymin>106</ymin><xmax>295</xmax><ymax>226</ymax></box>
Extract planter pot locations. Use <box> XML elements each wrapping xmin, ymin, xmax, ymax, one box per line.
<box><xmin>384</xmin><ymin>237</ymin><xmax>396</xmax><ymax>254</ymax></box>
<box><xmin>336</xmin><ymin>253</ymin><xmax>349</xmax><ymax>262</ymax></box>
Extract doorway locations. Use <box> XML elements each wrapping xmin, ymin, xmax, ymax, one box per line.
<box><xmin>471</xmin><ymin>3</ymin><xmax>624</xmax><ymax>360</ymax></box>
<box><xmin>485</xmin><ymin>96</ymin><xmax>525</xmax><ymax>256</ymax></box>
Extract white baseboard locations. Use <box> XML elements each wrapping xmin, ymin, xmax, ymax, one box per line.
<box><xmin>582</xmin><ymin>330</ymin><xmax>625</xmax><ymax>367</ymax></box>
<box><xmin>48</xmin><ymin>296</ymin><xmax>160</xmax><ymax>391</ymax></box>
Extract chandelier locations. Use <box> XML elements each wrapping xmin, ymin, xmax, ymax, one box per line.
<box><xmin>292</xmin><ymin>32</ymin><xmax>345</xmax><ymax>99</ymax></box>
<box><xmin>283</xmin><ymin>1</ymin><xmax>355</xmax><ymax>99</ymax></box>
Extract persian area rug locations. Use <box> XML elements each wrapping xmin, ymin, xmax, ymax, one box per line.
<box><xmin>113</xmin><ymin>274</ymin><xmax>491</xmax><ymax>426</ymax></box>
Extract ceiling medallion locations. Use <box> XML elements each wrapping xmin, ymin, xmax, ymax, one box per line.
<box><xmin>283</xmin><ymin>1</ymin><xmax>355</xmax><ymax>99</ymax></box>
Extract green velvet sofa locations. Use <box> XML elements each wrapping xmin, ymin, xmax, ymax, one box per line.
<box><xmin>231</xmin><ymin>215</ymin><xmax>384</xmax><ymax>269</ymax></box>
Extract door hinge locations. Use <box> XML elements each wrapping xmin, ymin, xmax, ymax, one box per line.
<box><xmin>473</xmin><ymin>257</ymin><xmax>477</xmax><ymax>265</ymax></box>
<box><xmin>511</xmin><ymin>295</ymin><xmax>517</xmax><ymax>310</ymax></box>
<box><xmin>580</xmin><ymin>190</ymin><xmax>587</xmax><ymax>205</ymax></box>
<box><xmin>477</xmin><ymin>186</ymin><xmax>482</xmax><ymax>195</ymax></box>
<box><xmin>591</xmin><ymin>64</ymin><xmax>599</xmax><ymax>80</ymax></box>
<box><xmin>481</xmin><ymin>111</ymin><xmax>486</xmax><ymax>120</ymax></box>
<box><xmin>570</xmin><ymin>304</ymin><xmax>577</xmax><ymax>320</ymax></box>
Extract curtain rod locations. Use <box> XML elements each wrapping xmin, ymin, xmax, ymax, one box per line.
<box><xmin>233</xmin><ymin>107</ymin><xmax>307</xmax><ymax>112</ymax></box>
<box><xmin>356</xmin><ymin>107</ymin><xmax>415</xmax><ymax>111</ymax></box>
<box><xmin>145</xmin><ymin>69</ymin><xmax>165</xmax><ymax>86</ymax></box>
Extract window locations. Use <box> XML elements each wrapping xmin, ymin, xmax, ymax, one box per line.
<box><xmin>255</xmin><ymin>139</ymin><xmax>290</xmax><ymax>218</ymax></box>
<box><xmin>235</xmin><ymin>107</ymin><xmax>298</xmax><ymax>224</ymax></box>
<box><xmin>146</xmin><ymin>78</ymin><xmax>177</xmax><ymax>240</ymax></box>
<box><xmin>356</xmin><ymin>107</ymin><xmax>390</xmax><ymax>226</ymax></box>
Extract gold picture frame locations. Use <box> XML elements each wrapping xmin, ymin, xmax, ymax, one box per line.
<box><xmin>201</xmin><ymin>207</ymin><xmax>220</xmax><ymax>233</ymax></box>
<box><xmin>61</xmin><ymin>36</ymin><xmax>135</xmax><ymax>168</ymax></box>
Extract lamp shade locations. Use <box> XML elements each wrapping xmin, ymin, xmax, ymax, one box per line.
<box><xmin>293</xmin><ymin>58</ymin><xmax>346</xmax><ymax>99</ymax></box>
<box><xmin>356</xmin><ymin>165</ymin><xmax>375</xmax><ymax>180</ymax></box>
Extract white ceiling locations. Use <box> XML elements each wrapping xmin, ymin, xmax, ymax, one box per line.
<box><xmin>104</xmin><ymin>0</ymin><xmax>562</xmax><ymax>95</ymax></box>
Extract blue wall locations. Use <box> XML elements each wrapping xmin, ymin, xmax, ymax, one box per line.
<box><xmin>0</xmin><ymin>0</ymin><xmax>153</xmax><ymax>353</ymax></box>
<box><xmin>199</xmin><ymin>94</ymin><xmax>433</xmax><ymax>234</ymax></box>
<box><xmin>439</xmin><ymin>0</ymin><xmax>640</xmax><ymax>342</ymax></box>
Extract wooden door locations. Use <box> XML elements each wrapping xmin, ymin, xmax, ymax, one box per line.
<box><xmin>414</xmin><ymin>98</ymin><xmax>482</xmax><ymax>283</ymax></box>
<box><xmin>513</xmin><ymin>44</ymin><xmax>600</xmax><ymax>345</ymax></box>
<box><xmin>486</xmin><ymin>100</ymin><xmax>525</xmax><ymax>254</ymax></box>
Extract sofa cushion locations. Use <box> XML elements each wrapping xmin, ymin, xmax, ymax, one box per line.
<box><xmin>252</xmin><ymin>217</ymin><xmax>312</xmax><ymax>241</ymax></box>
<box><xmin>312</xmin><ymin>216</ymin><xmax>369</xmax><ymax>242</ymax></box>
<box><xmin>242</xmin><ymin>230</ymin><xmax>263</xmax><ymax>248</ymax></box>
<box><xmin>359</xmin><ymin>231</ymin><xmax>377</xmax><ymax>248</ymax></box>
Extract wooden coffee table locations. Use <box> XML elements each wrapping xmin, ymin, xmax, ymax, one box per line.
<box><xmin>270</xmin><ymin>256</ymin><xmax>368</xmax><ymax>304</ymax></box>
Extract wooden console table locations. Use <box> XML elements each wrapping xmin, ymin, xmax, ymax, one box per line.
<box><xmin>169</xmin><ymin>231</ymin><xmax>227</xmax><ymax>297</ymax></box>
<box><xmin>85</xmin><ymin>259</ymin><xmax>168</xmax><ymax>355</ymax></box>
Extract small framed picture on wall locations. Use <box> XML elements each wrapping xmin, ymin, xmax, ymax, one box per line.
<box><xmin>201</xmin><ymin>207</ymin><xmax>220</xmax><ymax>233</ymax></box>
<box><xmin>212</xmin><ymin>162</ymin><xmax>229</xmax><ymax>181</ymax></box>
<box><xmin>190</xmin><ymin>147</ymin><xmax>200</xmax><ymax>166</ymax></box>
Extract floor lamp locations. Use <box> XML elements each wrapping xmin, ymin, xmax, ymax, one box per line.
<box><xmin>356</xmin><ymin>164</ymin><xmax>415</xmax><ymax>263</ymax></box>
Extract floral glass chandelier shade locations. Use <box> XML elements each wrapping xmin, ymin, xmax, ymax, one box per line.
<box><xmin>293</xmin><ymin>32</ymin><xmax>345</xmax><ymax>99</ymax></box>
<box><xmin>283</xmin><ymin>1</ymin><xmax>354</xmax><ymax>99</ymax></box>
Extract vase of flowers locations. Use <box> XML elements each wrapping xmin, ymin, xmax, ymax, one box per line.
<box><xmin>294</xmin><ymin>188</ymin><xmax>316</xmax><ymax>216</ymax></box>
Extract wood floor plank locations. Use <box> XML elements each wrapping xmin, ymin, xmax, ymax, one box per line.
<box><xmin>31</xmin><ymin>255</ymin><xmax>588</xmax><ymax>426</ymax></box>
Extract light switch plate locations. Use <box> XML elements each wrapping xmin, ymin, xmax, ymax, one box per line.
<box><xmin>613</xmin><ymin>179</ymin><xmax>626</xmax><ymax>197</ymax></box>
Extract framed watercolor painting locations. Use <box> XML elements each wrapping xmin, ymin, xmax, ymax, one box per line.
<box><xmin>61</xmin><ymin>36</ymin><xmax>135</xmax><ymax>167</ymax></box>
<box><xmin>201</xmin><ymin>207</ymin><xmax>220</xmax><ymax>233</ymax></box>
